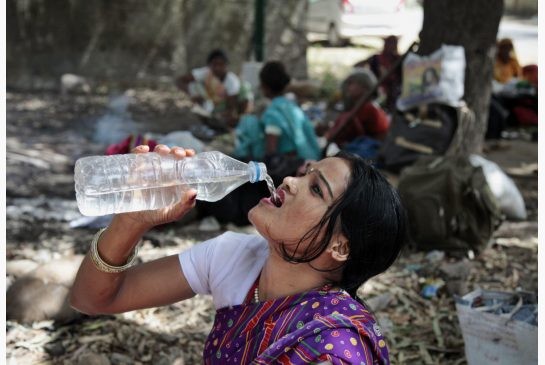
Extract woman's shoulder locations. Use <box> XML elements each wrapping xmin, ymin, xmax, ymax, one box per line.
<box><xmin>263</xmin><ymin>97</ymin><xmax>286</xmax><ymax>113</ymax></box>
<box><xmin>213</xmin><ymin>231</ymin><xmax>268</xmax><ymax>253</ymax></box>
<box><xmin>310</xmin><ymin>290</ymin><xmax>380</xmax><ymax>330</ymax></box>
<box><xmin>320</xmin><ymin>294</ymin><xmax>388</xmax><ymax>352</ymax></box>
<box><xmin>218</xmin><ymin>230</ymin><xmax>263</xmax><ymax>241</ymax></box>
<box><xmin>283</xmin><ymin>291</ymin><xmax>389</xmax><ymax>364</ymax></box>
<box><xmin>266</xmin><ymin>96</ymin><xmax>299</xmax><ymax>111</ymax></box>
<box><xmin>191</xmin><ymin>231</ymin><xmax>268</xmax><ymax>262</ymax></box>
<box><xmin>313</xmin><ymin>323</ymin><xmax>389</xmax><ymax>365</ymax></box>
<box><xmin>262</xmin><ymin>99</ymin><xmax>288</xmax><ymax>126</ymax></box>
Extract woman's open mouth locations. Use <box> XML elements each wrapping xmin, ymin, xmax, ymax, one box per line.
<box><xmin>272</xmin><ymin>188</ymin><xmax>285</xmax><ymax>207</ymax></box>
<box><xmin>262</xmin><ymin>188</ymin><xmax>285</xmax><ymax>208</ymax></box>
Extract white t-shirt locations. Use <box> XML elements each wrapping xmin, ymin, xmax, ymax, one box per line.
<box><xmin>191</xmin><ymin>66</ymin><xmax>241</xmax><ymax>96</ymax></box>
<box><xmin>178</xmin><ymin>232</ymin><xmax>269</xmax><ymax>310</ymax></box>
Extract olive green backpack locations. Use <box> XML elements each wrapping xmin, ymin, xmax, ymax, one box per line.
<box><xmin>397</xmin><ymin>155</ymin><xmax>503</xmax><ymax>253</ymax></box>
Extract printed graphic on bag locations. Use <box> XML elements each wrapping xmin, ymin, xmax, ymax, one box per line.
<box><xmin>397</xmin><ymin>45</ymin><xmax>466</xmax><ymax>111</ymax></box>
<box><xmin>401</xmin><ymin>60</ymin><xmax>442</xmax><ymax>105</ymax></box>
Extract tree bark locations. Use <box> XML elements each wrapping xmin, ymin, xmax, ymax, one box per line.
<box><xmin>184</xmin><ymin>0</ymin><xmax>308</xmax><ymax>78</ymax></box>
<box><xmin>264</xmin><ymin>1</ymin><xmax>308</xmax><ymax>79</ymax></box>
<box><xmin>419</xmin><ymin>0</ymin><xmax>503</xmax><ymax>155</ymax></box>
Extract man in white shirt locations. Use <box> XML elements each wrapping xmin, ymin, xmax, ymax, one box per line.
<box><xmin>176</xmin><ymin>49</ymin><xmax>242</xmax><ymax>128</ymax></box>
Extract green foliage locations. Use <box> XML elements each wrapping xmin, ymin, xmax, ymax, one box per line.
<box><xmin>319</xmin><ymin>70</ymin><xmax>340</xmax><ymax>100</ymax></box>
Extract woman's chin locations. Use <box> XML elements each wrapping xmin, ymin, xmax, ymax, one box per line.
<box><xmin>247</xmin><ymin>206</ymin><xmax>257</xmax><ymax>225</ymax></box>
<box><xmin>248</xmin><ymin>210</ymin><xmax>271</xmax><ymax>238</ymax></box>
<box><xmin>248</xmin><ymin>203</ymin><xmax>268</xmax><ymax>224</ymax></box>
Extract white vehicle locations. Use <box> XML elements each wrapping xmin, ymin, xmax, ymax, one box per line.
<box><xmin>306</xmin><ymin>0</ymin><xmax>409</xmax><ymax>46</ymax></box>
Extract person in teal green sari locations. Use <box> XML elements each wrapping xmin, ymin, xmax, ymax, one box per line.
<box><xmin>235</xmin><ymin>61</ymin><xmax>321</xmax><ymax>165</ymax></box>
<box><xmin>202</xmin><ymin>61</ymin><xmax>323</xmax><ymax>225</ymax></box>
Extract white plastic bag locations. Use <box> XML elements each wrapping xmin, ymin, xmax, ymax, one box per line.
<box><xmin>469</xmin><ymin>154</ymin><xmax>527</xmax><ymax>220</ymax></box>
<box><xmin>158</xmin><ymin>131</ymin><xmax>206</xmax><ymax>153</ymax></box>
<box><xmin>397</xmin><ymin>45</ymin><xmax>466</xmax><ymax>111</ymax></box>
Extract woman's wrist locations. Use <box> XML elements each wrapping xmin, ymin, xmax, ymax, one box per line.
<box><xmin>111</xmin><ymin>214</ymin><xmax>153</xmax><ymax>235</ymax></box>
<box><xmin>90</xmin><ymin>228</ymin><xmax>139</xmax><ymax>273</ymax></box>
<box><xmin>94</xmin><ymin>216</ymin><xmax>149</xmax><ymax>267</ymax></box>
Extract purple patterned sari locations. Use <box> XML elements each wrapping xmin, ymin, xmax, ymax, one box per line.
<box><xmin>203</xmin><ymin>283</ymin><xmax>390</xmax><ymax>364</ymax></box>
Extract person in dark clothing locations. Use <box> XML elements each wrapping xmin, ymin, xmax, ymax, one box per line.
<box><xmin>318</xmin><ymin>70</ymin><xmax>390</xmax><ymax>148</ymax></box>
<box><xmin>354</xmin><ymin>35</ymin><xmax>402</xmax><ymax>114</ymax></box>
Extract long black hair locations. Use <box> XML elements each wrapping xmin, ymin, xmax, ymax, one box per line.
<box><xmin>279</xmin><ymin>152</ymin><xmax>407</xmax><ymax>299</ymax></box>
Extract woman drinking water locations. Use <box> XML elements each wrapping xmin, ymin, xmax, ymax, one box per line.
<box><xmin>70</xmin><ymin>144</ymin><xmax>406</xmax><ymax>364</ymax></box>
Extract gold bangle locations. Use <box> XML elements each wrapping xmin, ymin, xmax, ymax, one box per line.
<box><xmin>89</xmin><ymin>227</ymin><xmax>140</xmax><ymax>274</ymax></box>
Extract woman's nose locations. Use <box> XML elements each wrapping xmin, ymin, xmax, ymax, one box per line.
<box><xmin>282</xmin><ymin>176</ymin><xmax>298</xmax><ymax>195</ymax></box>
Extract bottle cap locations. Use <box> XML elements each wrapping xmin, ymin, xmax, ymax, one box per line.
<box><xmin>248</xmin><ymin>161</ymin><xmax>267</xmax><ymax>183</ymax></box>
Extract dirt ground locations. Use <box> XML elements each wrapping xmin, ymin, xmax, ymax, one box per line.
<box><xmin>6</xmin><ymin>89</ymin><xmax>538</xmax><ymax>364</ymax></box>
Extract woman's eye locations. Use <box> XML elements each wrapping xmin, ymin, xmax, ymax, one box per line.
<box><xmin>311</xmin><ymin>184</ymin><xmax>323</xmax><ymax>197</ymax></box>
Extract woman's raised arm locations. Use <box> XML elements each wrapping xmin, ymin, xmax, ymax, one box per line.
<box><xmin>70</xmin><ymin>215</ymin><xmax>196</xmax><ymax>315</ymax></box>
<box><xmin>70</xmin><ymin>145</ymin><xmax>198</xmax><ymax>315</ymax></box>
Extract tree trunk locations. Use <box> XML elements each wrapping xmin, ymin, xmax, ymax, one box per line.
<box><xmin>184</xmin><ymin>0</ymin><xmax>308</xmax><ymax>78</ymax></box>
<box><xmin>419</xmin><ymin>0</ymin><xmax>503</xmax><ymax>155</ymax></box>
<box><xmin>264</xmin><ymin>1</ymin><xmax>308</xmax><ymax>79</ymax></box>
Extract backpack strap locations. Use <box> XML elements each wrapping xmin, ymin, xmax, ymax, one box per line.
<box><xmin>446</xmin><ymin>102</ymin><xmax>475</xmax><ymax>156</ymax></box>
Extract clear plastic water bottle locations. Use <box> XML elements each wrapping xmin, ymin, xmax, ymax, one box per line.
<box><xmin>75</xmin><ymin>151</ymin><xmax>267</xmax><ymax>216</ymax></box>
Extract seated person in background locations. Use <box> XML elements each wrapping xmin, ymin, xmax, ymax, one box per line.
<box><xmin>319</xmin><ymin>70</ymin><xmax>390</xmax><ymax>148</ymax></box>
<box><xmin>487</xmin><ymin>38</ymin><xmax>537</xmax><ymax>138</ymax></box>
<box><xmin>234</xmin><ymin>61</ymin><xmax>321</xmax><ymax>174</ymax></box>
<box><xmin>259</xmin><ymin>61</ymin><xmax>321</xmax><ymax>163</ymax></box>
<box><xmin>354</xmin><ymin>35</ymin><xmax>402</xmax><ymax>113</ymax></box>
<box><xmin>494</xmin><ymin>38</ymin><xmax>522</xmax><ymax>84</ymax></box>
<box><xmin>522</xmin><ymin>64</ymin><xmax>538</xmax><ymax>89</ymax></box>
<box><xmin>176</xmin><ymin>49</ymin><xmax>241</xmax><ymax>128</ymax></box>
